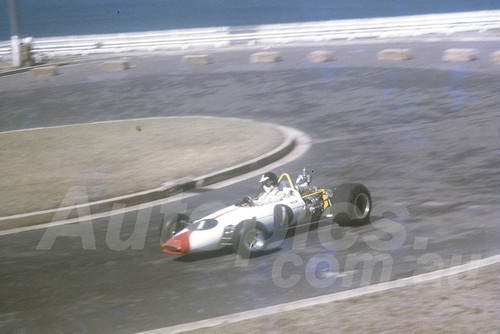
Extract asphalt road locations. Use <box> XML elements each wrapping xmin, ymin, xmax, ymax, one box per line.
<box><xmin>1</xmin><ymin>38</ymin><xmax>499</xmax><ymax>333</ymax></box>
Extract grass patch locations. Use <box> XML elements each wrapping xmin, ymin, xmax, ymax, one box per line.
<box><xmin>0</xmin><ymin>117</ymin><xmax>283</xmax><ymax>216</ymax></box>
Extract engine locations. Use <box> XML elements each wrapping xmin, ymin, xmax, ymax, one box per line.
<box><xmin>296</xmin><ymin>168</ymin><xmax>328</xmax><ymax>220</ymax></box>
<box><xmin>304</xmin><ymin>193</ymin><xmax>324</xmax><ymax>219</ymax></box>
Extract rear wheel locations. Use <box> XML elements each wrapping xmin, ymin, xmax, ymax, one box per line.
<box><xmin>231</xmin><ymin>220</ymin><xmax>270</xmax><ymax>258</ymax></box>
<box><xmin>160</xmin><ymin>213</ymin><xmax>191</xmax><ymax>246</ymax></box>
<box><xmin>331</xmin><ymin>183</ymin><xmax>371</xmax><ymax>226</ymax></box>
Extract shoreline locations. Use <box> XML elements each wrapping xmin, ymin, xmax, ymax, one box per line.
<box><xmin>1</xmin><ymin>10</ymin><xmax>500</xmax><ymax>59</ymax></box>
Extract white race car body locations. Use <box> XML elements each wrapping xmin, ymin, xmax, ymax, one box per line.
<box><xmin>161</xmin><ymin>169</ymin><xmax>372</xmax><ymax>257</ymax></box>
<box><xmin>162</xmin><ymin>187</ymin><xmax>306</xmax><ymax>255</ymax></box>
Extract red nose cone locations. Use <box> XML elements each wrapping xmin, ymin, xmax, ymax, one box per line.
<box><xmin>162</xmin><ymin>231</ymin><xmax>192</xmax><ymax>255</ymax></box>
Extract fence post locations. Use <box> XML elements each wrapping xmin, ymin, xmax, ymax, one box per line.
<box><xmin>9</xmin><ymin>0</ymin><xmax>21</xmax><ymax>67</ymax></box>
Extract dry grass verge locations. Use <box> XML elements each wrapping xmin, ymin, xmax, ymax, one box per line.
<box><xmin>0</xmin><ymin>117</ymin><xmax>283</xmax><ymax>216</ymax></box>
<box><xmin>182</xmin><ymin>263</ymin><xmax>500</xmax><ymax>333</ymax></box>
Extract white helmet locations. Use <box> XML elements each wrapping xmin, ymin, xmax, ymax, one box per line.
<box><xmin>259</xmin><ymin>172</ymin><xmax>278</xmax><ymax>187</ymax></box>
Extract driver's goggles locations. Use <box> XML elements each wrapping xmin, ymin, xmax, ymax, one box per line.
<box><xmin>261</xmin><ymin>180</ymin><xmax>274</xmax><ymax>187</ymax></box>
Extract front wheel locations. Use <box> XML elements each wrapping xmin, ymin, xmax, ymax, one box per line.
<box><xmin>231</xmin><ymin>220</ymin><xmax>270</xmax><ymax>258</ymax></box>
<box><xmin>160</xmin><ymin>213</ymin><xmax>191</xmax><ymax>246</ymax></box>
<box><xmin>330</xmin><ymin>183</ymin><xmax>371</xmax><ymax>226</ymax></box>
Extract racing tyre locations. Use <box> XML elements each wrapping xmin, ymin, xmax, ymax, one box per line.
<box><xmin>160</xmin><ymin>213</ymin><xmax>191</xmax><ymax>246</ymax></box>
<box><xmin>331</xmin><ymin>183</ymin><xmax>371</xmax><ymax>226</ymax></box>
<box><xmin>232</xmin><ymin>220</ymin><xmax>270</xmax><ymax>258</ymax></box>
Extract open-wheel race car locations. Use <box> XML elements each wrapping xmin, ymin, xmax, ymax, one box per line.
<box><xmin>160</xmin><ymin>168</ymin><xmax>372</xmax><ymax>258</ymax></box>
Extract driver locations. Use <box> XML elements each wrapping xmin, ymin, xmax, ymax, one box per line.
<box><xmin>254</xmin><ymin>172</ymin><xmax>286</xmax><ymax>205</ymax></box>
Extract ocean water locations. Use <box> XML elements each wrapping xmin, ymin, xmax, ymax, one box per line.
<box><xmin>1</xmin><ymin>0</ymin><xmax>499</xmax><ymax>41</ymax></box>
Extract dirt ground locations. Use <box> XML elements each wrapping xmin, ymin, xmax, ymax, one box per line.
<box><xmin>182</xmin><ymin>263</ymin><xmax>500</xmax><ymax>333</ymax></box>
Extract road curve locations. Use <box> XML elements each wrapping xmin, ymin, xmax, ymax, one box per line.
<box><xmin>0</xmin><ymin>38</ymin><xmax>499</xmax><ymax>333</ymax></box>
